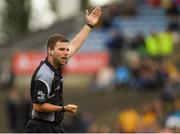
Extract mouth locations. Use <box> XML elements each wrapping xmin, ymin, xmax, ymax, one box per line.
<box><xmin>61</xmin><ymin>57</ymin><xmax>68</xmax><ymax>63</ymax></box>
<box><xmin>62</xmin><ymin>57</ymin><xmax>68</xmax><ymax>60</ymax></box>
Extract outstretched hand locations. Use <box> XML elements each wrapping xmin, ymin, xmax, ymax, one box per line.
<box><xmin>86</xmin><ymin>6</ymin><xmax>102</xmax><ymax>26</ymax></box>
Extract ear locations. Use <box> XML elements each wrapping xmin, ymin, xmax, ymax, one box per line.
<box><xmin>48</xmin><ymin>48</ymin><xmax>54</xmax><ymax>56</ymax></box>
<box><xmin>50</xmin><ymin>50</ymin><xmax>54</xmax><ymax>56</ymax></box>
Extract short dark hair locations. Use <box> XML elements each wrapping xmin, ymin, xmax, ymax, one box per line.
<box><xmin>46</xmin><ymin>34</ymin><xmax>69</xmax><ymax>49</ymax></box>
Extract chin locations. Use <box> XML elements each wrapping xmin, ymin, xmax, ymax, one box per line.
<box><xmin>60</xmin><ymin>63</ymin><xmax>65</xmax><ymax>65</ymax></box>
<box><xmin>61</xmin><ymin>61</ymin><xmax>68</xmax><ymax>65</ymax></box>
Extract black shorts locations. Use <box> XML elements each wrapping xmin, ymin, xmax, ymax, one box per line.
<box><xmin>24</xmin><ymin>119</ymin><xmax>64</xmax><ymax>133</ymax></box>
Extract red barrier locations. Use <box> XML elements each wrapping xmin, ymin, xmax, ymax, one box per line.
<box><xmin>12</xmin><ymin>52</ymin><xmax>46</xmax><ymax>75</ymax></box>
<box><xmin>12</xmin><ymin>52</ymin><xmax>109</xmax><ymax>75</ymax></box>
<box><xmin>64</xmin><ymin>52</ymin><xmax>109</xmax><ymax>74</ymax></box>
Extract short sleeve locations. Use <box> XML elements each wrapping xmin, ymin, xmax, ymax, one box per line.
<box><xmin>32</xmin><ymin>63</ymin><xmax>54</xmax><ymax>104</ymax></box>
<box><xmin>32</xmin><ymin>80</ymin><xmax>48</xmax><ymax>104</ymax></box>
<box><xmin>35</xmin><ymin>68</ymin><xmax>53</xmax><ymax>95</ymax></box>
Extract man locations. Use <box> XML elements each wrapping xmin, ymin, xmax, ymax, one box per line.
<box><xmin>25</xmin><ymin>7</ymin><xmax>102</xmax><ymax>133</ymax></box>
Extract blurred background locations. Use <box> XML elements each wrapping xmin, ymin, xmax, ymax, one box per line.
<box><xmin>0</xmin><ymin>0</ymin><xmax>180</xmax><ymax>133</ymax></box>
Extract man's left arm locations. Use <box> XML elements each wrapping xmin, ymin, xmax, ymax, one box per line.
<box><xmin>68</xmin><ymin>6</ymin><xmax>102</xmax><ymax>58</ymax></box>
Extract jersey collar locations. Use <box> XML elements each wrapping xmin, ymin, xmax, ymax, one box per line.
<box><xmin>44</xmin><ymin>58</ymin><xmax>62</xmax><ymax>75</ymax></box>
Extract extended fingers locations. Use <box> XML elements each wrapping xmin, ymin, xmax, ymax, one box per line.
<box><xmin>92</xmin><ymin>6</ymin><xmax>102</xmax><ymax>16</ymax></box>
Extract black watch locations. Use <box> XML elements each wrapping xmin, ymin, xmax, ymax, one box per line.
<box><xmin>86</xmin><ymin>23</ymin><xmax>94</xmax><ymax>29</ymax></box>
<box><xmin>62</xmin><ymin>106</ymin><xmax>65</xmax><ymax>112</ymax></box>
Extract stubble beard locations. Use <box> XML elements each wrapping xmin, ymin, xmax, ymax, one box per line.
<box><xmin>54</xmin><ymin>57</ymin><xmax>68</xmax><ymax>66</ymax></box>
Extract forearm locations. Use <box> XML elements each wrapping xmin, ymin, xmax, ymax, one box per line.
<box><xmin>33</xmin><ymin>103</ymin><xmax>63</xmax><ymax>112</ymax></box>
<box><xmin>68</xmin><ymin>24</ymin><xmax>93</xmax><ymax>58</ymax></box>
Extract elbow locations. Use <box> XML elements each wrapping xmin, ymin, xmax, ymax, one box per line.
<box><xmin>33</xmin><ymin>103</ymin><xmax>45</xmax><ymax>112</ymax></box>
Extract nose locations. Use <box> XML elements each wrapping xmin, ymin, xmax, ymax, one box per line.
<box><xmin>64</xmin><ymin>49</ymin><xmax>68</xmax><ymax>55</ymax></box>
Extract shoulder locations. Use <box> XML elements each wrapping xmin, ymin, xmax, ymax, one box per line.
<box><xmin>35</xmin><ymin>63</ymin><xmax>54</xmax><ymax>83</ymax></box>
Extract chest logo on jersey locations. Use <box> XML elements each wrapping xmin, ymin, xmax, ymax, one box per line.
<box><xmin>37</xmin><ymin>91</ymin><xmax>45</xmax><ymax>101</ymax></box>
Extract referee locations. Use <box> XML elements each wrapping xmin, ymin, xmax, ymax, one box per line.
<box><xmin>25</xmin><ymin>7</ymin><xmax>102</xmax><ymax>133</ymax></box>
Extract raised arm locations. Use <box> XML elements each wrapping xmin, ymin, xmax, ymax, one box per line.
<box><xmin>68</xmin><ymin>6</ymin><xmax>102</xmax><ymax>58</ymax></box>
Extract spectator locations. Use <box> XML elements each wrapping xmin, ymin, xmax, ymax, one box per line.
<box><xmin>166</xmin><ymin>3</ymin><xmax>180</xmax><ymax>16</ymax></box>
<box><xmin>90</xmin><ymin>64</ymin><xmax>115</xmax><ymax>91</ymax></box>
<box><xmin>105</xmin><ymin>29</ymin><xmax>124</xmax><ymax>68</ymax></box>
<box><xmin>131</xmin><ymin>33</ymin><xmax>146</xmax><ymax>57</ymax></box>
<box><xmin>145</xmin><ymin>32</ymin><xmax>159</xmax><ymax>58</ymax></box>
<box><xmin>161</xmin><ymin>80</ymin><xmax>176</xmax><ymax>115</ymax></box>
<box><xmin>138</xmin><ymin>102</ymin><xmax>159</xmax><ymax>132</ymax></box>
<box><xmin>0</xmin><ymin>62</ymin><xmax>14</xmax><ymax>90</ymax></box>
<box><xmin>167</xmin><ymin>18</ymin><xmax>180</xmax><ymax>32</ymax></box>
<box><xmin>6</xmin><ymin>87</ymin><xmax>31</xmax><ymax>132</ymax></box>
<box><xmin>114</xmin><ymin>65</ymin><xmax>131</xmax><ymax>88</ymax></box>
<box><xmin>165</xmin><ymin>111</ymin><xmax>180</xmax><ymax>133</ymax></box>
<box><xmin>6</xmin><ymin>88</ymin><xmax>21</xmax><ymax>132</ymax></box>
<box><xmin>116</xmin><ymin>106</ymin><xmax>140</xmax><ymax>133</ymax></box>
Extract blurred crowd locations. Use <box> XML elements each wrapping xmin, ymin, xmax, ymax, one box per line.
<box><xmin>88</xmin><ymin>0</ymin><xmax>180</xmax><ymax>133</ymax></box>
<box><xmin>90</xmin><ymin>0</ymin><xmax>180</xmax><ymax>91</ymax></box>
<box><xmin>115</xmin><ymin>99</ymin><xmax>180</xmax><ymax>133</ymax></box>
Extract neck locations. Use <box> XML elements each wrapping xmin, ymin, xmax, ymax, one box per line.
<box><xmin>47</xmin><ymin>56</ymin><xmax>60</xmax><ymax>69</ymax></box>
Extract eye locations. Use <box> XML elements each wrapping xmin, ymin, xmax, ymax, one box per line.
<box><xmin>58</xmin><ymin>47</ymin><xmax>69</xmax><ymax>51</ymax></box>
<box><xmin>59</xmin><ymin>48</ymin><xmax>65</xmax><ymax>51</ymax></box>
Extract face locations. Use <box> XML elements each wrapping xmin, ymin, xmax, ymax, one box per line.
<box><xmin>50</xmin><ymin>41</ymin><xmax>69</xmax><ymax>65</ymax></box>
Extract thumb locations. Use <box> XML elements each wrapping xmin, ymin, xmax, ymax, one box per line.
<box><xmin>86</xmin><ymin>10</ymin><xmax>89</xmax><ymax>17</ymax></box>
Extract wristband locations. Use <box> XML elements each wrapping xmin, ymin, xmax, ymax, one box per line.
<box><xmin>86</xmin><ymin>23</ymin><xmax>94</xmax><ymax>29</ymax></box>
<box><xmin>62</xmin><ymin>106</ymin><xmax>65</xmax><ymax>112</ymax></box>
